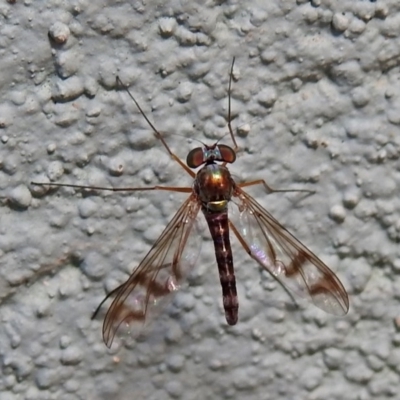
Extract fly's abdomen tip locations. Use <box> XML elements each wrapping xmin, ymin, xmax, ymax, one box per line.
<box><xmin>225</xmin><ymin>310</ymin><xmax>238</xmax><ymax>325</ymax></box>
<box><xmin>223</xmin><ymin>292</ymin><xmax>238</xmax><ymax>325</ymax></box>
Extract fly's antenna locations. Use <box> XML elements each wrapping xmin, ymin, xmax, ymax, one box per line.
<box><xmin>172</xmin><ymin>132</ymin><xmax>207</xmax><ymax>148</ymax></box>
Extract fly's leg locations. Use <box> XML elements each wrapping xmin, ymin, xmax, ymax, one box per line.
<box><xmin>226</xmin><ymin>60</ymin><xmax>314</xmax><ymax>197</ymax></box>
<box><xmin>238</xmin><ymin>179</ymin><xmax>315</xmax><ymax>195</ymax></box>
<box><xmin>116</xmin><ymin>77</ymin><xmax>195</xmax><ymax>178</ymax></box>
<box><xmin>226</xmin><ymin>57</ymin><xmax>239</xmax><ymax>154</ymax></box>
<box><xmin>31</xmin><ymin>181</ymin><xmax>192</xmax><ymax>194</ymax></box>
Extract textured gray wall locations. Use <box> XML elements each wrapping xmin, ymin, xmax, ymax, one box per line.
<box><xmin>0</xmin><ymin>1</ymin><xmax>399</xmax><ymax>399</ymax></box>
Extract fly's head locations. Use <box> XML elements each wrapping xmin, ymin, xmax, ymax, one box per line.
<box><xmin>186</xmin><ymin>143</ymin><xmax>236</xmax><ymax>169</ymax></box>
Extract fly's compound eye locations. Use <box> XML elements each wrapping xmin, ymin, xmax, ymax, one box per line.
<box><xmin>217</xmin><ymin>144</ymin><xmax>236</xmax><ymax>164</ymax></box>
<box><xmin>187</xmin><ymin>147</ymin><xmax>204</xmax><ymax>168</ymax></box>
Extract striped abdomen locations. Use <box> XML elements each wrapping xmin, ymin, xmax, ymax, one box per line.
<box><xmin>203</xmin><ymin>208</ymin><xmax>238</xmax><ymax>325</ymax></box>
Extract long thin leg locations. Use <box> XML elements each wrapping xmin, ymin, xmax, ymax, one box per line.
<box><xmin>226</xmin><ymin>57</ymin><xmax>238</xmax><ymax>153</ymax></box>
<box><xmin>238</xmin><ymin>179</ymin><xmax>315</xmax><ymax>195</ymax></box>
<box><xmin>116</xmin><ymin>77</ymin><xmax>195</xmax><ymax>178</ymax></box>
<box><xmin>228</xmin><ymin>219</ymin><xmax>298</xmax><ymax>306</ymax></box>
<box><xmin>31</xmin><ymin>181</ymin><xmax>192</xmax><ymax>193</ymax></box>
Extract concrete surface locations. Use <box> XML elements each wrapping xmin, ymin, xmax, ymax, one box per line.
<box><xmin>0</xmin><ymin>0</ymin><xmax>399</xmax><ymax>399</ymax></box>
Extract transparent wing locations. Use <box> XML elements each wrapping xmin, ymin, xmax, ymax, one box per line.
<box><xmin>96</xmin><ymin>194</ymin><xmax>201</xmax><ymax>347</ymax></box>
<box><xmin>231</xmin><ymin>187</ymin><xmax>349</xmax><ymax>315</ymax></box>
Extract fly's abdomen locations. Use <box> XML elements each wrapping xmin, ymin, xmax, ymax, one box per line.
<box><xmin>203</xmin><ymin>208</ymin><xmax>238</xmax><ymax>325</ymax></box>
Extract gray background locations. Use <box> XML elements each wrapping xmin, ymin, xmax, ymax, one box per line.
<box><xmin>1</xmin><ymin>0</ymin><xmax>399</xmax><ymax>399</ymax></box>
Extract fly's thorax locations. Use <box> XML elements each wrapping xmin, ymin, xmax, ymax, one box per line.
<box><xmin>194</xmin><ymin>164</ymin><xmax>235</xmax><ymax>209</ymax></box>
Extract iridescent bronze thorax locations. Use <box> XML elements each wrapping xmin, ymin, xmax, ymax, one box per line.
<box><xmin>194</xmin><ymin>164</ymin><xmax>235</xmax><ymax>211</ymax></box>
